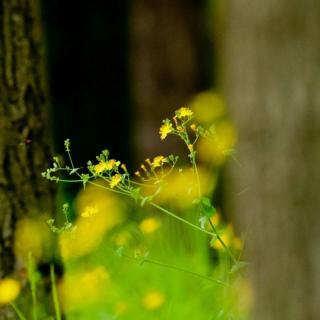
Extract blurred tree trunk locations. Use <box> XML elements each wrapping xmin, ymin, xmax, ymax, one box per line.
<box><xmin>130</xmin><ymin>0</ymin><xmax>210</xmax><ymax>160</ymax></box>
<box><xmin>0</xmin><ymin>0</ymin><xmax>54</xmax><ymax>317</ymax></box>
<box><xmin>224</xmin><ymin>1</ymin><xmax>320</xmax><ymax>319</ymax></box>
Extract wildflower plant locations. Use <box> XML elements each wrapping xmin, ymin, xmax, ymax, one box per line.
<box><xmin>42</xmin><ymin>107</ymin><xmax>242</xmax><ymax>269</ymax></box>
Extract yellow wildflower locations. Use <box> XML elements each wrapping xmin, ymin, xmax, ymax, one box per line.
<box><xmin>105</xmin><ymin>159</ymin><xmax>120</xmax><ymax>170</ymax></box>
<box><xmin>140</xmin><ymin>164</ymin><xmax>147</xmax><ymax>173</ymax></box>
<box><xmin>145</xmin><ymin>158</ymin><xmax>152</xmax><ymax>166</ymax></box>
<box><xmin>121</xmin><ymin>163</ymin><xmax>128</xmax><ymax>172</ymax></box>
<box><xmin>152</xmin><ymin>155</ymin><xmax>166</xmax><ymax>169</ymax></box>
<box><xmin>139</xmin><ymin>217</ymin><xmax>160</xmax><ymax>234</ymax></box>
<box><xmin>142</xmin><ymin>291</ymin><xmax>165</xmax><ymax>310</ymax></box>
<box><xmin>81</xmin><ymin>205</ymin><xmax>98</xmax><ymax>218</ymax></box>
<box><xmin>110</xmin><ymin>174</ymin><xmax>121</xmax><ymax>188</ymax></box>
<box><xmin>94</xmin><ymin>159</ymin><xmax>119</xmax><ymax>174</ymax></box>
<box><xmin>0</xmin><ymin>278</ymin><xmax>20</xmax><ymax>304</ymax></box>
<box><xmin>134</xmin><ymin>171</ymin><xmax>141</xmax><ymax>177</ymax></box>
<box><xmin>159</xmin><ymin>122</ymin><xmax>173</xmax><ymax>140</ymax></box>
<box><xmin>190</xmin><ymin>124</ymin><xmax>197</xmax><ymax>131</ymax></box>
<box><xmin>94</xmin><ymin>161</ymin><xmax>107</xmax><ymax>174</ymax></box>
<box><xmin>176</xmin><ymin>107</ymin><xmax>193</xmax><ymax>119</ymax></box>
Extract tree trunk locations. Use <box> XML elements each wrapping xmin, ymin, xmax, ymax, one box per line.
<box><xmin>0</xmin><ymin>0</ymin><xmax>54</xmax><ymax>316</ymax></box>
<box><xmin>130</xmin><ymin>0</ymin><xmax>209</xmax><ymax>161</ymax></box>
<box><xmin>224</xmin><ymin>1</ymin><xmax>320</xmax><ymax>319</ymax></box>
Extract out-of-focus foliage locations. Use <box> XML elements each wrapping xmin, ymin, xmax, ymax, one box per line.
<box><xmin>8</xmin><ymin>104</ymin><xmax>250</xmax><ymax>320</ymax></box>
<box><xmin>190</xmin><ymin>91</ymin><xmax>237</xmax><ymax>167</ymax></box>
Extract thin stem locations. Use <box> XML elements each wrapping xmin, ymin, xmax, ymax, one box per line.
<box><xmin>149</xmin><ymin>202</ymin><xmax>215</xmax><ymax>237</ymax></box>
<box><xmin>66</xmin><ymin>150</ymin><xmax>75</xmax><ymax>169</ymax></box>
<box><xmin>120</xmin><ymin>253</ymin><xmax>228</xmax><ymax>287</ymax></box>
<box><xmin>50</xmin><ymin>265</ymin><xmax>61</xmax><ymax>320</ymax></box>
<box><xmin>191</xmin><ymin>153</ymin><xmax>237</xmax><ymax>264</ymax></box>
<box><xmin>10</xmin><ymin>303</ymin><xmax>27</xmax><ymax>320</ymax></box>
<box><xmin>142</xmin><ymin>258</ymin><xmax>229</xmax><ymax>287</ymax></box>
<box><xmin>209</xmin><ymin>219</ymin><xmax>237</xmax><ymax>265</ymax></box>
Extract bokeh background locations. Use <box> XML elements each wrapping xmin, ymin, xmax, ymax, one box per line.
<box><xmin>1</xmin><ymin>0</ymin><xmax>320</xmax><ymax>319</ymax></box>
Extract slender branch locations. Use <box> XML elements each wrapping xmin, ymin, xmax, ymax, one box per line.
<box><xmin>149</xmin><ymin>202</ymin><xmax>215</xmax><ymax>237</ymax></box>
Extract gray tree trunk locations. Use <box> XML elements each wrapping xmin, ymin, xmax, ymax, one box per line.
<box><xmin>0</xmin><ymin>0</ymin><xmax>54</xmax><ymax>317</ymax></box>
<box><xmin>224</xmin><ymin>1</ymin><xmax>320</xmax><ymax>319</ymax></box>
<box><xmin>130</xmin><ymin>0</ymin><xmax>206</xmax><ymax>160</ymax></box>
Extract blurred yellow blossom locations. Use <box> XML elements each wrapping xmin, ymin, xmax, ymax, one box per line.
<box><xmin>175</xmin><ymin>107</ymin><xmax>193</xmax><ymax>119</ymax></box>
<box><xmin>211</xmin><ymin>224</ymin><xmax>242</xmax><ymax>252</ymax></box>
<box><xmin>155</xmin><ymin>168</ymin><xmax>216</xmax><ymax>209</ymax></box>
<box><xmin>113</xmin><ymin>231</ymin><xmax>132</xmax><ymax>246</ymax></box>
<box><xmin>59</xmin><ymin>182</ymin><xmax>124</xmax><ymax>259</ymax></box>
<box><xmin>81</xmin><ymin>205</ymin><xmax>98</xmax><ymax>218</ymax></box>
<box><xmin>14</xmin><ymin>217</ymin><xmax>51</xmax><ymax>260</ymax></box>
<box><xmin>142</xmin><ymin>290</ymin><xmax>165</xmax><ymax>310</ymax></box>
<box><xmin>190</xmin><ymin>91</ymin><xmax>226</xmax><ymax>124</ymax></box>
<box><xmin>198</xmin><ymin>121</ymin><xmax>237</xmax><ymax>166</ymax></box>
<box><xmin>233</xmin><ymin>237</ymin><xmax>243</xmax><ymax>251</ymax></box>
<box><xmin>159</xmin><ymin>122</ymin><xmax>173</xmax><ymax>140</ymax></box>
<box><xmin>0</xmin><ymin>278</ymin><xmax>20</xmax><ymax>304</ymax></box>
<box><xmin>110</xmin><ymin>174</ymin><xmax>122</xmax><ymax>188</ymax></box>
<box><xmin>139</xmin><ymin>217</ymin><xmax>160</xmax><ymax>234</ymax></box>
<box><xmin>60</xmin><ymin>266</ymin><xmax>110</xmax><ymax>310</ymax></box>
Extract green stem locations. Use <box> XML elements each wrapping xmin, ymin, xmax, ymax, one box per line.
<box><xmin>50</xmin><ymin>265</ymin><xmax>61</xmax><ymax>320</ymax></box>
<box><xmin>149</xmin><ymin>202</ymin><xmax>215</xmax><ymax>237</ymax></box>
<box><xmin>10</xmin><ymin>303</ymin><xmax>27</xmax><ymax>320</ymax></box>
<box><xmin>66</xmin><ymin>150</ymin><xmax>75</xmax><ymax>169</ymax></box>
<box><xmin>209</xmin><ymin>219</ymin><xmax>237</xmax><ymax>265</ymax></box>
<box><xmin>142</xmin><ymin>258</ymin><xmax>229</xmax><ymax>287</ymax></box>
<box><xmin>120</xmin><ymin>253</ymin><xmax>228</xmax><ymax>287</ymax></box>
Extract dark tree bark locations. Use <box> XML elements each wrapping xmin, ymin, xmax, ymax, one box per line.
<box><xmin>0</xmin><ymin>0</ymin><xmax>54</xmax><ymax>316</ymax></box>
<box><xmin>130</xmin><ymin>0</ymin><xmax>210</xmax><ymax>161</ymax></box>
<box><xmin>224</xmin><ymin>1</ymin><xmax>320</xmax><ymax>319</ymax></box>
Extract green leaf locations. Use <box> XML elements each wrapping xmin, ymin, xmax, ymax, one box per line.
<box><xmin>199</xmin><ymin>196</ymin><xmax>216</xmax><ymax>218</ymax></box>
<box><xmin>69</xmin><ymin>168</ymin><xmax>80</xmax><ymax>175</ymax></box>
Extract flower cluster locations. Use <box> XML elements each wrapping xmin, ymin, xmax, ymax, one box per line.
<box><xmin>134</xmin><ymin>155</ymin><xmax>178</xmax><ymax>182</ymax></box>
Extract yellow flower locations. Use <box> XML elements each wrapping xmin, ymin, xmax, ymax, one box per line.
<box><xmin>94</xmin><ymin>161</ymin><xmax>107</xmax><ymax>174</ymax></box>
<box><xmin>175</xmin><ymin>107</ymin><xmax>193</xmax><ymax>119</ymax></box>
<box><xmin>142</xmin><ymin>291</ymin><xmax>165</xmax><ymax>310</ymax></box>
<box><xmin>81</xmin><ymin>205</ymin><xmax>98</xmax><ymax>218</ymax></box>
<box><xmin>190</xmin><ymin>124</ymin><xmax>197</xmax><ymax>131</ymax></box>
<box><xmin>105</xmin><ymin>159</ymin><xmax>120</xmax><ymax>170</ymax></box>
<box><xmin>152</xmin><ymin>155</ymin><xmax>166</xmax><ymax>169</ymax></box>
<box><xmin>94</xmin><ymin>159</ymin><xmax>120</xmax><ymax>174</ymax></box>
<box><xmin>159</xmin><ymin>122</ymin><xmax>173</xmax><ymax>140</ymax></box>
<box><xmin>110</xmin><ymin>174</ymin><xmax>121</xmax><ymax>188</ymax></box>
<box><xmin>139</xmin><ymin>217</ymin><xmax>160</xmax><ymax>234</ymax></box>
<box><xmin>134</xmin><ymin>171</ymin><xmax>141</xmax><ymax>177</ymax></box>
<box><xmin>0</xmin><ymin>278</ymin><xmax>20</xmax><ymax>304</ymax></box>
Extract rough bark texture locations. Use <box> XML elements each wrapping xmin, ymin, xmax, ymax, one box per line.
<box><xmin>224</xmin><ymin>1</ymin><xmax>320</xmax><ymax>319</ymax></box>
<box><xmin>0</xmin><ymin>0</ymin><xmax>54</xmax><ymax>316</ymax></box>
<box><xmin>130</xmin><ymin>0</ymin><xmax>207</xmax><ymax>161</ymax></box>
